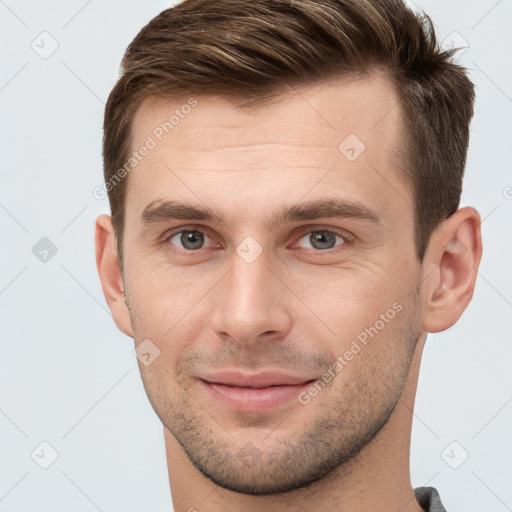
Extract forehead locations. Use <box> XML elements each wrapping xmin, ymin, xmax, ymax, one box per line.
<box><xmin>132</xmin><ymin>71</ymin><xmax>404</xmax><ymax>150</ymax></box>
<box><xmin>125</xmin><ymin>72</ymin><xmax>410</xmax><ymax>226</ymax></box>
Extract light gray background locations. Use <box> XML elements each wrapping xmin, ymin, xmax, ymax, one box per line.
<box><xmin>1</xmin><ymin>1</ymin><xmax>511</xmax><ymax>511</ymax></box>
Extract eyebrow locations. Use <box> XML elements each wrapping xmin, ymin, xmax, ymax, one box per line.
<box><xmin>140</xmin><ymin>197</ymin><xmax>381</xmax><ymax>227</ymax></box>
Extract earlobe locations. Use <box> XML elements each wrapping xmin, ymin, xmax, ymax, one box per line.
<box><xmin>94</xmin><ymin>214</ymin><xmax>133</xmax><ymax>337</ymax></box>
<box><xmin>421</xmin><ymin>207</ymin><xmax>483</xmax><ymax>333</ymax></box>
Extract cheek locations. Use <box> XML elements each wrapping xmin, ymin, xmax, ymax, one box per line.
<box><xmin>128</xmin><ymin>256</ymin><xmax>208</xmax><ymax>314</ymax></box>
<box><xmin>128</xmin><ymin>267</ymin><xmax>227</xmax><ymax>374</ymax></box>
<box><xmin>295</xmin><ymin>265</ymin><xmax>404</xmax><ymax>327</ymax></box>
<box><xmin>292</xmin><ymin>265</ymin><xmax>420</xmax><ymax>376</ymax></box>
<box><xmin>327</xmin><ymin>303</ymin><xmax>418</xmax><ymax>396</ymax></box>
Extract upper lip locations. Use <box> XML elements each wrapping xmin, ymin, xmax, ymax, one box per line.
<box><xmin>200</xmin><ymin>371</ymin><xmax>315</xmax><ymax>388</ymax></box>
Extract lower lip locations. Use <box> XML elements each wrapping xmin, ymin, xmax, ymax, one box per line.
<box><xmin>200</xmin><ymin>379</ymin><xmax>313</xmax><ymax>410</ymax></box>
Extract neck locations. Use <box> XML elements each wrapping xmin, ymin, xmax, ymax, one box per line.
<box><xmin>164</xmin><ymin>336</ymin><xmax>427</xmax><ymax>512</ymax></box>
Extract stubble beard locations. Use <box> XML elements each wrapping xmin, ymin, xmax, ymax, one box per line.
<box><xmin>128</xmin><ymin>308</ymin><xmax>422</xmax><ymax>495</ymax></box>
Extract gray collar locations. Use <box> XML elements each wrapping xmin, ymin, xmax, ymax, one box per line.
<box><xmin>414</xmin><ymin>487</ymin><xmax>447</xmax><ymax>512</ymax></box>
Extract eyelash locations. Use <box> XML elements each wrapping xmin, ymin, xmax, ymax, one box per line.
<box><xmin>160</xmin><ymin>226</ymin><xmax>353</xmax><ymax>253</ymax></box>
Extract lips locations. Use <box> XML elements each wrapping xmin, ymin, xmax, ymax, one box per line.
<box><xmin>198</xmin><ymin>371</ymin><xmax>316</xmax><ymax>410</ymax></box>
<box><xmin>200</xmin><ymin>370</ymin><xmax>314</xmax><ymax>387</ymax></box>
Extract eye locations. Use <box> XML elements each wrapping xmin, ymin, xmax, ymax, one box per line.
<box><xmin>295</xmin><ymin>229</ymin><xmax>349</xmax><ymax>251</ymax></box>
<box><xmin>162</xmin><ymin>227</ymin><xmax>351</xmax><ymax>253</ymax></box>
<box><xmin>166</xmin><ymin>229</ymin><xmax>214</xmax><ymax>251</ymax></box>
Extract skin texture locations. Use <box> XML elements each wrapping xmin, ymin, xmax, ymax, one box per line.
<box><xmin>95</xmin><ymin>72</ymin><xmax>482</xmax><ymax>511</ymax></box>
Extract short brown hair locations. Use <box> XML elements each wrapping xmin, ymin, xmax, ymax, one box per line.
<box><xmin>103</xmin><ymin>0</ymin><xmax>475</xmax><ymax>267</ymax></box>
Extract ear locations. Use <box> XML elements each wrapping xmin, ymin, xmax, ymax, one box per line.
<box><xmin>94</xmin><ymin>214</ymin><xmax>133</xmax><ymax>337</ymax></box>
<box><xmin>421</xmin><ymin>207</ymin><xmax>483</xmax><ymax>333</ymax></box>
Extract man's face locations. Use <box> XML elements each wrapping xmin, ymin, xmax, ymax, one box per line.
<box><xmin>121</xmin><ymin>74</ymin><xmax>424</xmax><ymax>494</ymax></box>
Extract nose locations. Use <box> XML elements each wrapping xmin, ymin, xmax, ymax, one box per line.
<box><xmin>210</xmin><ymin>248</ymin><xmax>292</xmax><ymax>347</ymax></box>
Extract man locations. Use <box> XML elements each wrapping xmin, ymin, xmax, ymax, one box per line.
<box><xmin>95</xmin><ymin>0</ymin><xmax>482</xmax><ymax>510</ymax></box>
